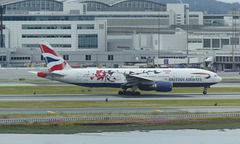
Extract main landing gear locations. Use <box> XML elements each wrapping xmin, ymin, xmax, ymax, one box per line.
<box><xmin>203</xmin><ymin>86</ymin><xmax>209</xmax><ymax>95</ymax></box>
<box><xmin>118</xmin><ymin>90</ymin><xmax>141</xmax><ymax>96</ymax></box>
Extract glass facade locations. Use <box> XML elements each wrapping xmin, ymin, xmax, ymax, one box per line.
<box><xmin>231</xmin><ymin>38</ymin><xmax>239</xmax><ymax>45</ymax></box>
<box><xmin>212</xmin><ymin>39</ymin><xmax>220</xmax><ymax>48</ymax></box>
<box><xmin>221</xmin><ymin>39</ymin><xmax>229</xmax><ymax>47</ymax></box>
<box><xmin>63</xmin><ymin>55</ymin><xmax>69</xmax><ymax>60</ymax></box>
<box><xmin>22</xmin><ymin>24</ymin><xmax>71</xmax><ymax>29</ymax></box>
<box><xmin>78</xmin><ymin>34</ymin><xmax>98</xmax><ymax>49</ymax></box>
<box><xmin>3</xmin><ymin>15</ymin><xmax>167</xmax><ymax>22</ymax></box>
<box><xmin>108</xmin><ymin>55</ymin><xmax>114</xmax><ymax>60</ymax></box>
<box><xmin>203</xmin><ymin>16</ymin><xmax>225</xmax><ymax>26</ymax></box>
<box><xmin>77</xmin><ymin>24</ymin><xmax>94</xmax><ymax>29</ymax></box>
<box><xmin>3</xmin><ymin>16</ymin><xmax>95</xmax><ymax>21</ymax></box>
<box><xmin>0</xmin><ymin>56</ymin><xmax>6</xmax><ymax>62</ymax></box>
<box><xmin>85</xmin><ymin>55</ymin><xmax>91</xmax><ymax>60</ymax></box>
<box><xmin>86</xmin><ymin>0</ymin><xmax>166</xmax><ymax>11</ymax></box>
<box><xmin>22</xmin><ymin>44</ymin><xmax>71</xmax><ymax>48</ymax></box>
<box><xmin>203</xmin><ymin>39</ymin><xmax>211</xmax><ymax>48</ymax></box>
<box><xmin>22</xmin><ymin>34</ymin><xmax>71</xmax><ymax>38</ymax></box>
<box><xmin>216</xmin><ymin>56</ymin><xmax>240</xmax><ymax>63</ymax></box>
<box><xmin>11</xmin><ymin>57</ymin><xmax>30</xmax><ymax>60</ymax></box>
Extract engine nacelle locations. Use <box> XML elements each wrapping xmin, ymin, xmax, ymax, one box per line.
<box><xmin>139</xmin><ymin>81</ymin><xmax>173</xmax><ymax>92</ymax></box>
<box><xmin>154</xmin><ymin>81</ymin><xmax>173</xmax><ymax>92</ymax></box>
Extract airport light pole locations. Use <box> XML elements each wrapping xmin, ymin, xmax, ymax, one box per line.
<box><xmin>0</xmin><ymin>3</ymin><xmax>3</xmax><ymax>48</ymax></box>
<box><xmin>158</xmin><ymin>7</ymin><xmax>160</xmax><ymax>59</ymax></box>
<box><xmin>231</xmin><ymin>7</ymin><xmax>237</xmax><ymax>69</ymax></box>
<box><xmin>185</xmin><ymin>7</ymin><xmax>189</xmax><ymax>66</ymax></box>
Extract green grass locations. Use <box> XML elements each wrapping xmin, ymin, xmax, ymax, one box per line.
<box><xmin>0</xmin><ymin>86</ymin><xmax>117</xmax><ymax>95</ymax></box>
<box><xmin>0</xmin><ymin>99</ymin><xmax>239</xmax><ymax>108</ymax></box>
<box><xmin>0</xmin><ymin>86</ymin><xmax>240</xmax><ymax>95</ymax></box>
<box><xmin>222</xmin><ymin>78</ymin><xmax>240</xmax><ymax>81</ymax></box>
<box><xmin>1</xmin><ymin>117</ymin><xmax>240</xmax><ymax>134</ymax></box>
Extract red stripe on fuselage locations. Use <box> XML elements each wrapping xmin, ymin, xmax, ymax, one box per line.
<box><xmin>39</xmin><ymin>44</ymin><xmax>59</xmax><ymax>57</ymax></box>
<box><xmin>192</xmin><ymin>73</ymin><xmax>209</xmax><ymax>75</ymax></box>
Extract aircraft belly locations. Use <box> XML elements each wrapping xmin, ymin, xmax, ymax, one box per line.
<box><xmin>173</xmin><ymin>82</ymin><xmax>216</xmax><ymax>87</ymax></box>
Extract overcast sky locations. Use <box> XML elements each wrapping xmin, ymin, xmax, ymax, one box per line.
<box><xmin>217</xmin><ymin>0</ymin><xmax>240</xmax><ymax>3</ymax></box>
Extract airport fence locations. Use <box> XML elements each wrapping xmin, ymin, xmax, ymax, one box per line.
<box><xmin>0</xmin><ymin>113</ymin><xmax>240</xmax><ymax>124</ymax></box>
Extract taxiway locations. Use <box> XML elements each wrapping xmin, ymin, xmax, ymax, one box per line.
<box><xmin>0</xmin><ymin>92</ymin><xmax>239</xmax><ymax>102</ymax></box>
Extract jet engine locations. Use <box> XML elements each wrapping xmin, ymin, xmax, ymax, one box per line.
<box><xmin>139</xmin><ymin>81</ymin><xmax>173</xmax><ymax>92</ymax></box>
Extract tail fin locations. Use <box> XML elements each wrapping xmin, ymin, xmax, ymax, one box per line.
<box><xmin>39</xmin><ymin>40</ymin><xmax>72</xmax><ymax>72</ymax></box>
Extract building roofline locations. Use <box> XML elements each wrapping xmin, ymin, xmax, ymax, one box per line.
<box><xmin>78</xmin><ymin>0</ymin><xmax>165</xmax><ymax>7</ymax></box>
<box><xmin>1</xmin><ymin>0</ymin><xmax>63</xmax><ymax>6</ymax></box>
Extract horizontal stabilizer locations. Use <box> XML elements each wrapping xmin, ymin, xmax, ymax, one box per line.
<box><xmin>29</xmin><ymin>71</ymin><xmax>38</xmax><ymax>74</ymax></box>
<box><xmin>30</xmin><ymin>71</ymin><xmax>66</xmax><ymax>78</ymax></box>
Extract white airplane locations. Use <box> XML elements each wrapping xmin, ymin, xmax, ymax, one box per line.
<box><xmin>34</xmin><ymin>40</ymin><xmax>222</xmax><ymax>95</ymax></box>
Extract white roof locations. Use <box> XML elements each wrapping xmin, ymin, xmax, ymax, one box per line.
<box><xmin>79</xmin><ymin>0</ymin><xmax>127</xmax><ymax>6</ymax></box>
<box><xmin>73</xmin><ymin>0</ymin><xmax>162</xmax><ymax>6</ymax></box>
<box><xmin>0</xmin><ymin>0</ymin><xmax>64</xmax><ymax>6</ymax></box>
<box><xmin>0</xmin><ymin>0</ymin><xmax>162</xmax><ymax>7</ymax></box>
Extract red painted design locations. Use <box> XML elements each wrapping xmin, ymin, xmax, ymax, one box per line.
<box><xmin>39</xmin><ymin>44</ymin><xmax>59</xmax><ymax>57</ymax></box>
<box><xmin>163</xmin><ymin>70</ymin><xmax>171</xmax><ymax>74</ymax></box>
<box><xmin>192</xmin><ymin>73</ymin><xmax>211</xmax><ymax>79</ymax></box>
<box><xmin>95</xmin><ymin>70</ymin><xmax>106</xmax><ymax>80</ymax></box>
<box><xmin>37</xmin><ymin>72</ymin><xmax>47</xmax><ymax>78</ymax></box>
<box><xmin>192</xmin><ymin>73</ymin><xmax>208</xmax><ymax>75</ymax></box>
<box><xmin>49</xmin><ymin>61</ymin><xmax>66</xmax><ymax>72</ymax></box>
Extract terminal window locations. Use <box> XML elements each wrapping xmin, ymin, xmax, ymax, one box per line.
<box><xmin>78</xmin><ymin>34</ymin><xmax>98</xmax><ymax>49</ymax></box>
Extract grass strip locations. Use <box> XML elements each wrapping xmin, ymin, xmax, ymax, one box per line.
<box><xmin>0</xmin><ymin>99</ymin><xmax>239</xmax><ymax>108</ymax></box>
<box><xmin>0</xmin><ymin>86</ymin><xmax>240</xmax><ymax>94</ymax></box>
<box><xmin>0</xmin><ymin>117</ymin><xmax>240</xmax><ymax>134</ymax></box>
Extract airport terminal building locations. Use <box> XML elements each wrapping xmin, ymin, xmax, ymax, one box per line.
<box><xmin>0</xmin><ymin>0</ymin><xmax>240</xmax><ymax>71</ymax></box>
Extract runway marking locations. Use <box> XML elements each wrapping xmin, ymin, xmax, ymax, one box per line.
<box><xmin>155</xmin><ymin>109</ymin><xmax>164</xmax><ymax>112</ymax></box>
<box><xmin>47</xmin><ymin>111</ymin><xmax>55</xmax><ymax>114</ymax></box>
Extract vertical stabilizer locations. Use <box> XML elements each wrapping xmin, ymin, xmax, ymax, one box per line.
<box><xmin>39</xmin><ymin>40</ymin><xmax>72</xmax><ymax>72</ymax></box>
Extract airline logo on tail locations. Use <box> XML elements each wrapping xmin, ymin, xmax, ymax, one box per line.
<box><xmin>39</xmin><ymin>40</ymin><xmax>71</xmax><ymax>72</ymax></box>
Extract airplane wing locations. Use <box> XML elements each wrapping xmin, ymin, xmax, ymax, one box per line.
<box><xmin>124</xmin><ymin>73</ymin><xmax>155</xmax><ymax>87</ymax></box>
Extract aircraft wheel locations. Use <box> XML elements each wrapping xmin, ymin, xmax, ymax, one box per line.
<box><xmin>126</xmin><ymin>91</ymin><xmax>132</xmax><ymax>95</ymax></box>
<box><xmin>118</xmin><ymin>91</ymin><xmax>123</xmax><ymax>95</ymax></box>
<box><xmin>135</xmin><ymin>92</ymin><xmax>141</xmax><ymax>96</ymax></box>
<box><xmin>203</xmin><ymin>91</ymin><xmax>207</xmax><ymax>95</ymax></box>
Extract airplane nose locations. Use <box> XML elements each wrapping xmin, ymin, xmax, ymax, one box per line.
<box><xmin>218</xmin><ymin>76</ymin><xmax>222</xmax><ymax>82</ymax></box>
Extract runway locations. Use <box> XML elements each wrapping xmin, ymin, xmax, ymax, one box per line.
<box><xmin>0</xmin><ymin>81</ymin><xmax>239</xmax><ymax>115</ymax></box>
<box><xmin>0</xmin><ymin>93</ymin><xmax>240</xmax><ymax>102</ymax></box>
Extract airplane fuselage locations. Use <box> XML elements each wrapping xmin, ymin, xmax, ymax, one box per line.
<box><xmin>44</xmin><ymin>68</ymin><xmax>222</xmax><ymax>88</ymax></box>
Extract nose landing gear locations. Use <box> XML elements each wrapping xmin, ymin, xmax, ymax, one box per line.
<box><xmin>203</xmin><ymin>86</ymin><xmax>209</xmax><ymax>95</ymax></box>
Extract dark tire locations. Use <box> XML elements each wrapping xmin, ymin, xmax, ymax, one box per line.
<box><xmin>203</xmin><ymin>91</ymin><xmax>207</xmax><ymax>95</ymax></box>
<box><xmin>118</xmin><ymin>91</ymin><xmax>123</xmax><ymax>95</ymax></box>
<box><xmin>126</xmin><ymin>91</ymin><xmax>132</xmax><ymax>95</ymax></box>
<box><xmin>135</xmin><ymin>92</ymin><xmax>141</xmax><ymax>96</ymax></box>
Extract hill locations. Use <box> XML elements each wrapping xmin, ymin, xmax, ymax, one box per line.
<box><xmin>151</xmin><ymin>0</ymin><xmax>240</xmax><ymax>14</ymax></box>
